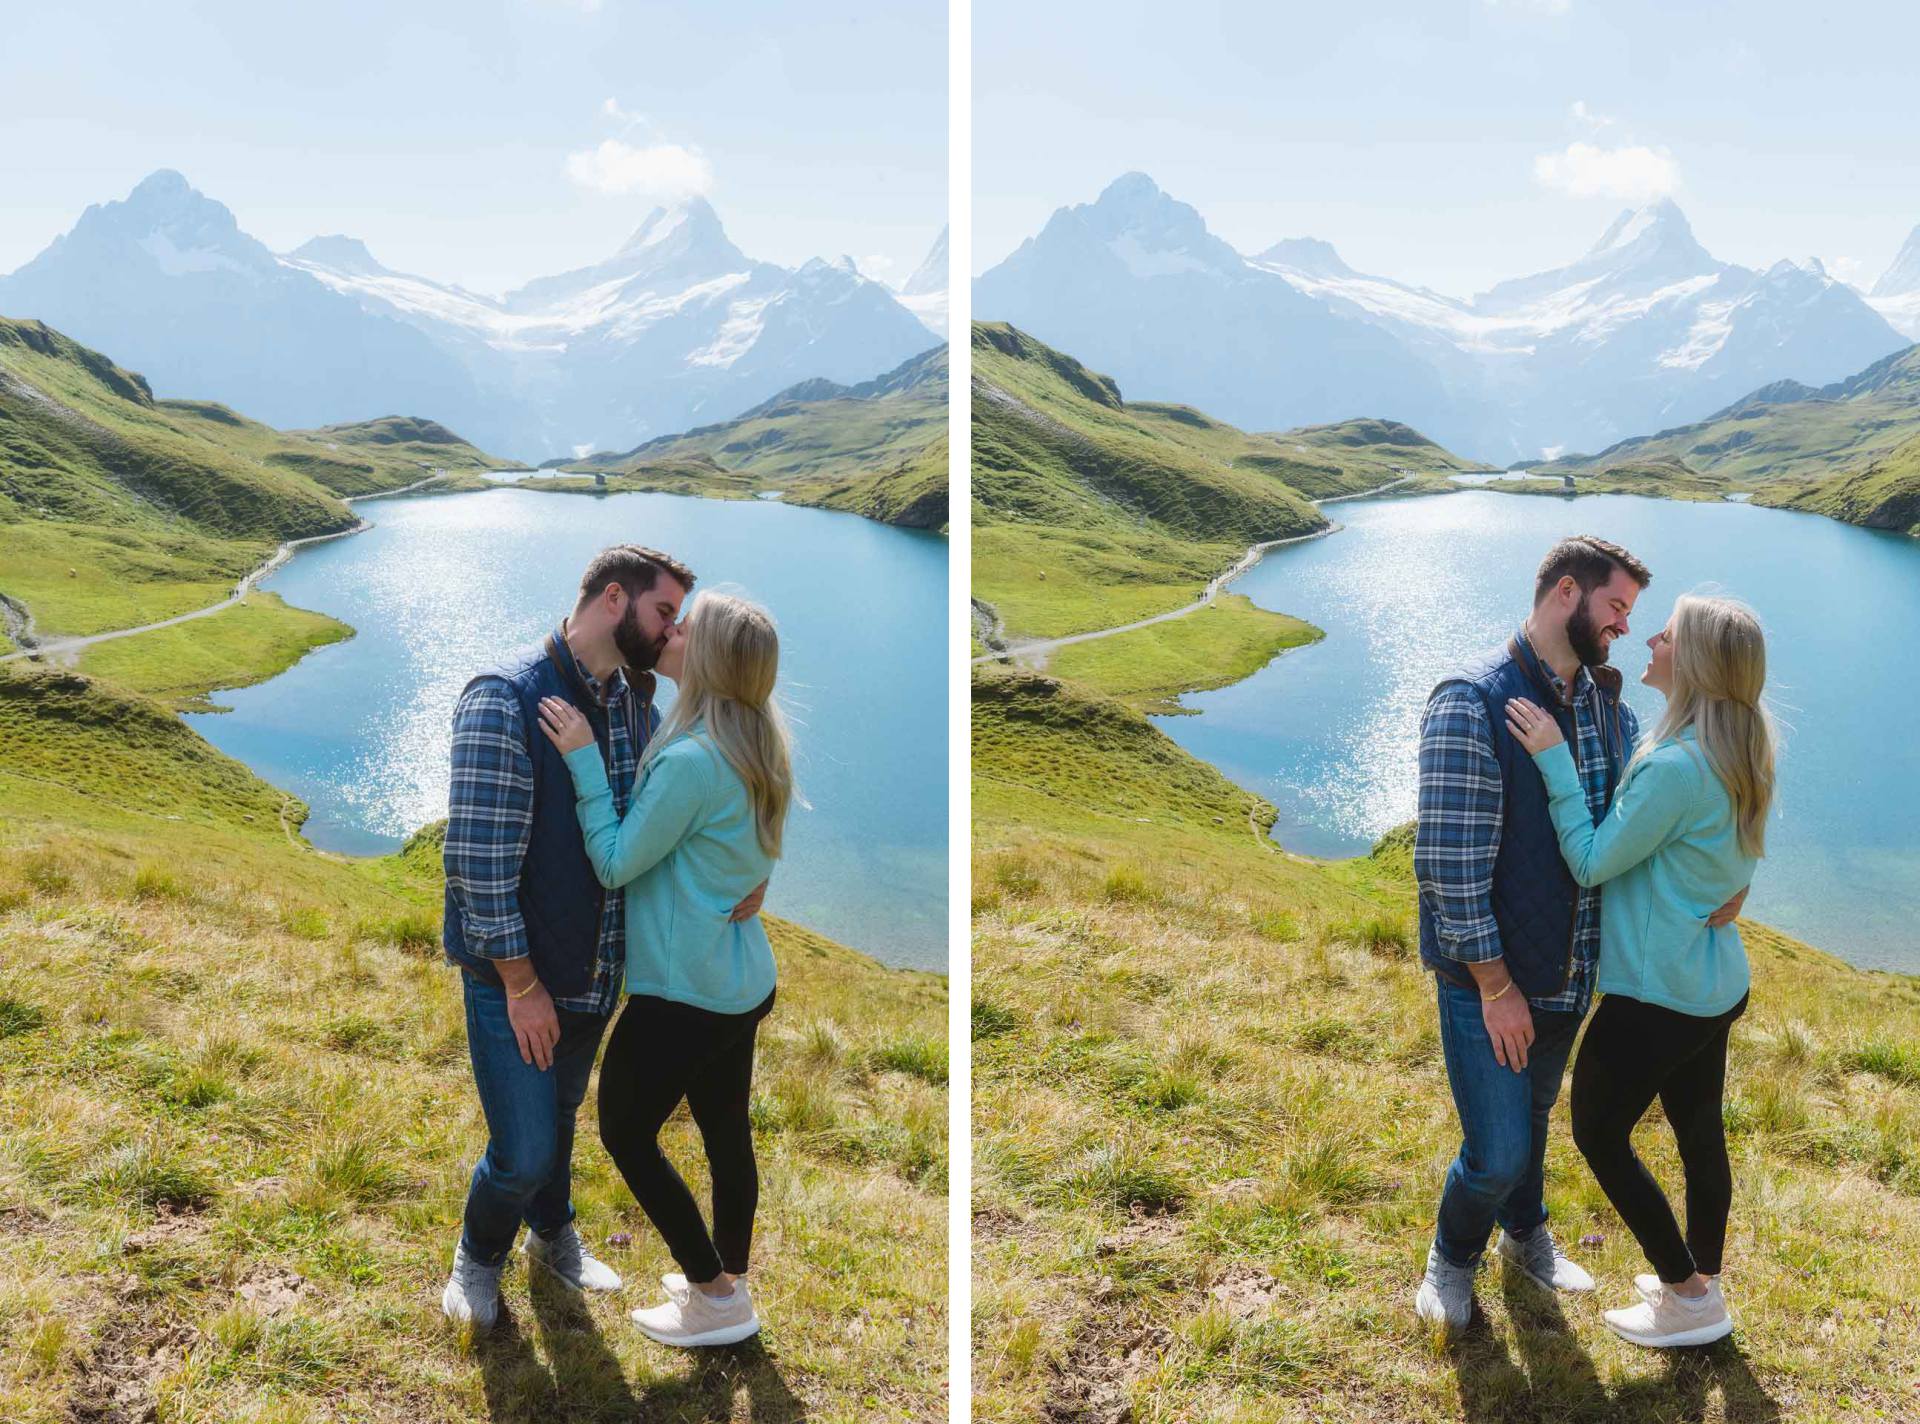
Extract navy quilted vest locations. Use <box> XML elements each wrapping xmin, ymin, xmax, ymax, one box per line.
<box><xmin>442</xmin><ymin>629</ymin><xmax>658</xmax><ymax>999</ymax></box>
<box><xmin>1417</xmin><ymin>634</ymin><xmax>1629</xmax><ymax>1000</ymax></box>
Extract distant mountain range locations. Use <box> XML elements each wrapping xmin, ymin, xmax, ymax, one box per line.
<box><xmin>976</xmin><ymin>173</ymin><xmax>1915</xmax><ymax>465</ymax></box>
<box><xmin>1869</xmin><ymin>223</ymin><xmax>1920</xmax><ymax>341</ymax></box>
<box><xmin>0</xmin><ymin>170</ymin><xmax>946</xmax><ymax>463</ymax></box>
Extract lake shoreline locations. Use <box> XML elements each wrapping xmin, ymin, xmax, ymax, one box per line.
<box><xmin>1145</xmin><ymin>489</ymin><xmax>1920</xmax><ymax>978</ymax></box>
<box><xmin>181</xmin><ymin>483</ymin><xmax>950</xmax><ymax>974</ymax></box>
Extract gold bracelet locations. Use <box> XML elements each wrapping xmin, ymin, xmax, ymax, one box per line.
<box><xmin>1481</xmin><ymin>979</ymin><xmax>1514</xmax><ymax>1004</ymax></box>
<box><xmin>509</xmin><ymin>978</ymin><xmax>540</xmax><ymax>1001</ymax></box>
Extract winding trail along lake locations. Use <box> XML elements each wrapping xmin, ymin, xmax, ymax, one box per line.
<box><xmin>1155</xmin><ymin>491</ymin><xmax>1920</xmax><ymax>974</ymax></box>
<box><xmin>186</xmin><ymin>489</ymin><xmax>948</xmax><ymax>972</ymax></box>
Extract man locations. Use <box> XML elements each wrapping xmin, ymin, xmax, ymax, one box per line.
<box><xmin>1411</xmin><ymin>535</ymin><xmax>1743</xmax><ymax>1333</ymax></box>
<box><xmin>439</xmin><ymin>544</ymin><xmax>765</xmax><ymax>1329</ymax></box>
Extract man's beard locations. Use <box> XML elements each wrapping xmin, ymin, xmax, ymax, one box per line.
<box><xmin>613</xmin><ymin>602</ymin><xmax>664</xmax><ymax>671</ymax></box>
<box><xmin>1567</xmin><ymin>600</ymin><xmax>1611</xmax><ymax>666</ymax></box>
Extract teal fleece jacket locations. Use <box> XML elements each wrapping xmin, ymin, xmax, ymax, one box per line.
<box><xmin>563</xmin><ymin>728</ymin><xmax>777</xmax><ymax>1014</ymax></box>
<box><xmin>1533</xmin><ymin>729</ymin><xmax>1756</xmax><ymax>1017</ymax></box>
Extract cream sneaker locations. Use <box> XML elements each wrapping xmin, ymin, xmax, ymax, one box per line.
<box><xmin>1636</xmin><ymin>1271</ymin><xmax>1718</xmax><ymax>1303</ymax></box>
<box><xmin>631</xmin><ymin>1278</ymin><xmax>760</xmax><ymax>1347</ymax></box>
<box><xmin>1604</xmin><ymin>1279</ymin><xmax>1733</xmax><ymax>1348</ymax></box>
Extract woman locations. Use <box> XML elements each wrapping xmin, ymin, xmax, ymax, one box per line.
<box><xmin>537</xmin><ymin>591</ymin><xmax>794</xmax><ymax>1348</ymax></box>
<box><xmin>1505</xmin><ymin>593</ymin><xmax>1774</xmax><ymax>1350</ymax></box>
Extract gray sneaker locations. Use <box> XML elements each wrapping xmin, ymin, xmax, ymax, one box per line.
<box><xmin>523</xmin><ymin>1223</ymin><xmax>622</xmax><ymax>1293</ymax></box>
<box><xmin>1414</xmin><ymin>1244</ymin><xmax>1476</xmax><ymax>1334</ymax></box>
<box><xmin>441</xmin><ymin>1241</ymin><xmax>503</xmax><ymax>1329</ymax></box>
<box><xmin>1497</xmin><ymin>1226</ymin><xmax>1595</xmax><ymax>1293</ymax></box>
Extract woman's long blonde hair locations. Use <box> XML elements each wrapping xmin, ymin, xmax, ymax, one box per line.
<box><xmin>643</xmin><ymin>591</ymin><xmax>796</xmax><ymax>858</ymax></box>
<box><xmin>1628</xmin><ymin>593</ymin><xmax>1776</xmax><ymax>857</ymax></box>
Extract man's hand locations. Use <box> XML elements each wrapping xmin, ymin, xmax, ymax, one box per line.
<box><xmin>730</xmin><ymin>879</ymin><xmax>769</xmax><ymax>923</ymax></box>
<box><xmin>1707</xmin><ymin>885</ymin><xmax>1748</xmax><ymax>929</ymax></box>
<box><xmin>497</xmin><ymin>960</ymin><xmax>560</xmax><ymax>1071</ymax></box>
<box><xmin>1482</xmin><ymin>988</ymin><xmax>1534</xmax><ymax>1073</ymax></box>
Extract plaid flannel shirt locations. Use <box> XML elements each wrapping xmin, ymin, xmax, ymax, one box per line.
<box><xmin>443</xmin><ymin>654</ymin><xmax>640</xmax><ymax>1017</ymax></box>
<box><xmin>1415</xmin><ymin>636</ymin><xmax>1638</xmax><ymax>1018</ymax></box>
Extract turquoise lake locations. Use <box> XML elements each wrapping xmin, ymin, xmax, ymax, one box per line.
<box><xmin>186</xmin><ymin>489</ymin><xmax>948</xmax><ymax>972</ymax></box>
<box><xmin>1155</xmin><ymin>490</ymin><xmax>1920</xmax><ymax>975</ymax></box>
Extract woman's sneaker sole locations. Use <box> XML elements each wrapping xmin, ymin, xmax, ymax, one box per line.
<box><xmin>630</xmin><ymin>1312</ymin><xmax>760</xmax><ymax>1347</ymax></box>
<box><xmin>1605</xmin><ymin>1314</ymin><xmax>1733</xmax><ymax>1349</ymax></box>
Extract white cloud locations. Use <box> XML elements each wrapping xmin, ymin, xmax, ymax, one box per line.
<box><xmin>855</xmin><ymin>253</ymin><xmax>902</xmax><ymax>288</ymax></box>
<box><xmin>564</xmin><ymin>140</ymin><xmax>713</xmax><ymax>199</ymax></box>
<box><xmin>1484</xmin><ymin>0</ymin><xmax>1572</xmax><ymax>13</ymax></box>
<box><xmin>1825</xmin><ymin>255</ymin><xmax>1868</xmax><ymax>289</ymax></box>
<box><xmin>1569</xmin><ymin>100</ymin><xmax>1615</xmax><ymax>130</ymax></box>
<box><xmin>1533</xmin><ymin>142</ymin><xmax>1681</xmax><ymax>201</ymax></box>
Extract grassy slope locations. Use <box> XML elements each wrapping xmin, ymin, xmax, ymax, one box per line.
<box><xmin>0</xmin><ymin>318</ymin><xmax>507</xmax><ymax>644</ymax></box>
<box><xmin>1753</xmin><ymin>432</ymin><xmax>1920</xmax><ymax>536</ymax></box>
<box><xmin>972</xmin><ymin>650</ymin><xmax>1920</xmax><ymax>1423</ymax></box>
<box><xmin>0</xmin><ymin>647</ymin><xmax>947</xmax><ymax>1420</ymax></box>
<box><xmin>1048</xmin><ymin>595</ymin><xmax>1322</xmax><ymax>713</ymax></box>
<box><xmin>553</xmin><ymin>347</ymin><xmax>948</xmax><ymax>531</ymax></box>
<box><xmin>973</xmin><ymin>341</ymin><xmax>1920</xmax><ymax>1417</ymax></box>
<box><xmin>972</xmin><ymin>324</ymin><xmax>1480</xmax><ymax>645</ymax></box>
<box><xmin>1531</xmin><ymin>345</ymin><xmax>1920</xmax><ymax>536</ymax></box>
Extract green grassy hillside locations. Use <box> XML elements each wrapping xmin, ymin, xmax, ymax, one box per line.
<box><xmin>973</xmin><ymin>328</ymin><xmax>1920</xmax><ymax>1414</ymax></box>
<box><xmin>0</xmin><ymin>653</ymin><xmax>947</xmax><ymax>1421</ymax></box>
<box><xmin>972</xmin><ymin>324</ymin><xmax>1479</xmax><ymax>645</ymax></box>
<box><xmin>972</xmin><ymin>648</ymin><xmax>1920</xmax><ymax>1423</ymax></box>
<box><xmin>1752</xmin><ymin>431</ymin><xmax>1920</xmax><ymax>535</ymax></box>
<box><xmin>552</xmin><ymin>346</ymin><xmax>948</xmax><ymax>530</ymax></box>
<box><xmin>0</xmin><ymin>318</ymin><xmax>507</xmax><ymax>645</ymax></box>
<box><xmin>1539</xmin><ymin>344</ymin><xmax>1920</xmax><ymax>496</ymax></box>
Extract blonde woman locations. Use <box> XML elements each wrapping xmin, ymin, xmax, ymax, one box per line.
<box><xmin>1506</xmin><ymin>593</ymin><xmax>1774</xmax><ymax>1350</ymax></box>
<box><xmin>537</xmin><ymin>591</ymin><xmax>794</xmax><ymax>1348</ymax></box>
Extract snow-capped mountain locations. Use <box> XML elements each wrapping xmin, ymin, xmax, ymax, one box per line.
<box><xmin>0</xmin><ymin>170</ymin><xmax>491</xmax><ymax>442</ymax></box>
<box><xmin>898</xmin><ymin>226</ymin><xmax>948</xmax><ymax>337</ymax></box>
<box><xmin>976</xmin><ymin>176</ymin><xmax>1911</xmax><ymax>462</ymax></box>
<box><xmin>1868</xmin><ymin>224</ymin><xmax>1920</xmax><ymax>340</ymax></box>
<box><xmin>971</xmin><ymin>173</ymin><xmax>1454</xmax><ymax>442</ymax></box>
<box><xmin>0</xmin><ymin>172</ymin><xmax>940</xmax><ymax>460</ymax></box>
<box><xmin>286</xmin><ymin>193</ymin><xmax>938</xmax><ymax>457</ymax></box>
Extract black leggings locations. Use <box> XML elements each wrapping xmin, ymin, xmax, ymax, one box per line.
<box><xmin>597</xmin><ymin>989</ymin><xmax>775</xmax><ymax>1282</ymax></box>
<box><xmin>1570</xmin><ymin>990</ymin><xmax>1748</xmax><ymax>1283</ymax></box>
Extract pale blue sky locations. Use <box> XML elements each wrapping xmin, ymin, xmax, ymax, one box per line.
<box><xmin>975</xmin><ymin>0</ymin><xmax>1920</xmax><ymax>294</ymax></box>
<box><xmin>0</xmin><ymin>0</ymin><xmax>944</xmax><ymax>294</ymax></box>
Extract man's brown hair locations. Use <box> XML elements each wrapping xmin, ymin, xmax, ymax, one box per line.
<box><xmin>1533</xmin><ymin>535</ymin><xmax>1651</xmax><ymax>606</ymax></box>
<box><xmin>576</xmin><ymin>544</ymin><xmax>696</xmax><ymax>609</ymax></box>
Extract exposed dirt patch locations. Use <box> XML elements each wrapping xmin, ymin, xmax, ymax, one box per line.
<box><xmin>119</xmin><ymin>1204</ymin><xmax>204</xmax><ymax>1255</ymax></box>
<box><xmin>1206</xmin><ymin>1261</ymin><xmax>1283</xmax><ymax>1319</ymax></box>
<box><xmin>66</xmin><ymin>1313</ymin><xmax>196</xmax><ymax>1424</ymax></box>
<box><xmin>0</xmin><ymin>1202</ymin><xmax>54</xmax><ymax>1237</ymax></box>
<box><xmin>235</xmin><ymin>1263</ymin><xmax>310</xmax><ymax>1316</ymax></box>
<box><xmin>973</xmin><ymin>1204</ymin><xmax>1030</xmax><ymax>1244</ymax></box>
<box><xmin>1094</xmin><ymin>1202</ymin><xmax>1182</xmax><ymax>1257</ymax></box>
<box><xmin>1042</xmin><ymin>1314</ymin><xmax>1175</xmax><ymax>1424</ymax></box>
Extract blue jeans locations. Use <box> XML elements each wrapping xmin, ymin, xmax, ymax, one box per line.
<box><xmin>458</xmin><ymin>972</ymin><xmax>611</xmax><ymax>1266</ymax></box>
<box><xmin>1432</xmin><ymin>975</ymin><xmax>1582</xmax><ymax>1267</ymax></box>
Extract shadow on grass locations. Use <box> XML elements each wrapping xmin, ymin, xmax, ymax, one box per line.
<box><xmin>474</xmin><ymin>1270</ymin><xmax>805</xmax><ymax>1422</ymax></box>
<box><xmin>1446</xmin><ymin>1263</ymin><xmax>1782</xmax><ymax>1423</ymax></box>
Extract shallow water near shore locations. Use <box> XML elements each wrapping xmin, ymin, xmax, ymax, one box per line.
<box><xmin>1154</xmin><ymin>490</ymin><xmax>1920</xmax><ymax>974</ymax></box>
<box><xmin>186</xmin><ymin>488</ymin><xmax>948</xmax><ymax>971</ymax></box>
